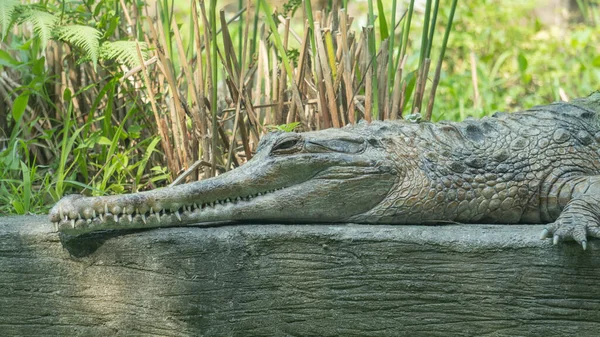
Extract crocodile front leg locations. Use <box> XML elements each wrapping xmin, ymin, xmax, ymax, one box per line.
<box><xmin>541</xmin><ymin>176</ymin><xmax>600</xmax><ymax>250</ymax></box>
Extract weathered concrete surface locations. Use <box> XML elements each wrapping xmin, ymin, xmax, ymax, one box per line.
<box><xmin>1</xmin><ymin>215</ymin><xmax>600</xmax><ymax>336</ymax></box>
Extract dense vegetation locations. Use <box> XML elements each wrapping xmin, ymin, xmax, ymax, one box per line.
<box><xmin>0</xmin><ymin>0</ymin><xmax>598</xmax><ymax>215</ymax></box>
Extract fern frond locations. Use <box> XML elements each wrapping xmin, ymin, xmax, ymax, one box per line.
<box><xmin>0</xmin><ymin>0</ymin><xmax>20</xmax><ymax>40</ymax></box>
<box><xmin>55</xmin><ymin>24</ymin><xmax>102</xmax><ymax>66</ymax></box>
<box><xmin>100</xmin><ymin>40</ymin><xmax>148</xmax><ymax>68</ymax></box>
<box><xmin>20</xmin><ymin>8</ymin><xmax>57</xmax><ymax>49</ymax></box>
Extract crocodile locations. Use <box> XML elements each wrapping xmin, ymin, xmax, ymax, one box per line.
<box><xmin>50</xmin><ymin>93</ymin><xmax>600</xmax><ymax>249</ymax></box>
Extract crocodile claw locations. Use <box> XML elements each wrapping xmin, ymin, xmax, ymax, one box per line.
<box><xmin>541</xmin><ymin>216</ymin><xmax>600</xmax><ymax>250</ymax></box>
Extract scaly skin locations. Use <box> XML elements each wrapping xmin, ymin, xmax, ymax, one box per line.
<box><xmin>50</xmin><ymin>93</ymin><xmax>600</xmax><ymax>249</ymax></box>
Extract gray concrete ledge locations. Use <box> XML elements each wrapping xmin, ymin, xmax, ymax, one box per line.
<box><xmin>1</xmin><ymin>215</ymin><xmax>599</xmax><ymax>336</ymax></box>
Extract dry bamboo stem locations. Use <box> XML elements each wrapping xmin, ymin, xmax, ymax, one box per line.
<box><xmin>314</xmin><ymin>20</ymin><xmax>340</xmax><ymax>128</ymax></box>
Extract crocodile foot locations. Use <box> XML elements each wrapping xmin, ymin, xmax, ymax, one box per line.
<box><xmin>540</xmin><ymin>218</ymin><xmax>600</xmax><ymax>250</ymax></box>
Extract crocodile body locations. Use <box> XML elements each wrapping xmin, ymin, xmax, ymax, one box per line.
<box><xmin>50</xmin><ymin>93</ymin><xmax>600</xmax><ymax>248</ymax></box>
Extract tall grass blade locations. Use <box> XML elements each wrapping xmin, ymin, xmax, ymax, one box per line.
<box><xmin>425</xmin><ymin>0</ymin><xmax>458</xmax><ymax>121</ymax></box>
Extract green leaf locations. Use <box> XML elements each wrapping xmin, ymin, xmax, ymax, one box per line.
<box><xmin>12</xmin><ymin>94</ymin><xmax>29</xmax><ymax>122</ymax></box>
<box><xmin>517</xmin><ymin>53</ymin><xmax>528</xmax><ymax>73</ymax></box>
<box><xmin>62</xmin><ymin>88</ymin><xmax>71</xmax><ymax>102</ymax></box>
<box><xmin>100</xmin><ymin>40</ymin><xmax>148</xmax><ymax>68</ymax></box>
<box><xmin>19</xmin><ymin>160</ymin><xmax>31</xmax><ymax>212</ymax></box>
<box><xmin>97</xmin><ymin>136</ymin><xmax>112</xmax><ymax>146</ymax></box>
<box><xmin>135</xmin><ymin>137</ymin><xmax>161</xmax><ymax>189</ymax></box>
<box><xmin>0</xmin><ymin>49</ymin><xmax>18</xmax><ymax>67</ymax></box>
<box><xmin>11</xmin><ymin>200</ymin><xmax>24</xmax><ymax>214</ymax></box>
<box><xmin>20</xmin><ymin>8</ymin><xmax>57</xmax><ymax>49</ymax></box>
<box><xmin>55</xmin><ymin>25</ymin><xmax>102</xmax><ymax>66</ymax></box>
<box><xmin>377</xmin><ymin>0</ymin><xmax>389</xmax><ymax>40</ymax></box>
<box><xmin>0</xmin><ymin>0</ymin><xmax>19</xmax><ymax>40</ymax></box>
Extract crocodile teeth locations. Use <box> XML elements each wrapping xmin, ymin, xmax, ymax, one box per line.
<box><xmin>99</xmin><ymin>213</ymin><xmax>103</xmax><ymax>221</ymax></box>
<box><xmin>71</xmin><ymin>219</ymin><xmax>75</xmax><ymax>228</ymax></box>
<box><xmin>77</xmin><ymin>213</ymin><xmax>82</xmax><ymax>220</ymax></box>
<box><xmin>59</xmin><ymin>207</ymin><xmax>64</xmax><ymax>220</ymax></box>
<box><xmin>194</xmin><ymin>203</ymin><xmax>199</xmax><ymax>209</ymax></box>
<box><xmin>141</xmin><ymin>214</ymin><xmax>147</xmax><ymax>224</ymax></box>
<box><xmin>150</xmin><ymin>207</ymin><xmax>154</xmax><ymax>214</ymax></box>
<box><xmin>176</xmin><ymin>212</ymin><xmax>182</xmax><ymax>221</ymax></box>
<box><xmin>157</xmin><ymin>214</ymin><xmax>161</xmax><ymax>223</ymax></box>
<box><xmin>128</xmin><ymin>214</ymin><xmax>133</xmax><ymax>222</ymax></box>
<box><xmin>114</xmin><ymin>215</ymin><xmax>119</xmax><ymax>223</ymax></box>
<box><xmin>257</xmin><ymin>192</ymin><xmax>262</xmax><ymax>196</ymax></box>
<box><xmin>105</xmin><ymin>204</ymin><xmax>109</xmax><ymax>214</ymax></box>
<box><xmin>64</xmin><ymin>215</ymin><xmax>68</xmax><ymax>222</ymax></box>
<box><xmin>92</xmin><ymin>209</ymin><xmax>96</xmax><ymax>218</ymax></box>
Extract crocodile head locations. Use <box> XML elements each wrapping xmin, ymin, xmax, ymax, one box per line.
<box><xmin>50</xmin><ymin>126</ymin><xmax>399</xmax><ymax>235</ymax></box>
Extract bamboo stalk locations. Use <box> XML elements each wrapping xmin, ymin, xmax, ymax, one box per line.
<box><xmin>314</xmin><ymin>20</ymin><xmax>341</xmax><ymax>128</ymax></box>
<box><xmin>198</xmin><ymin>0</ymin><xmax>218</xmax><ymax>177</ymax></box>
<box><xmin>192</xmin><ymin>0</ymin><xmax>210</xmax><ymax>178</ymax></box>
<box><xmin>287</xmin><ymin>21</ymin><xmax>310</xmax><ymax>125</ymax></box>
<box><xmin>377</xmin><ymin>38</ymin><xmax>389</xmax><ymax>120</ymax></box>
<box><xmin>134</xmin><ymin>42</ymin><xmax>177</xmax><ymax>176</ymax></box>
<box><xmin>340</xmin><ymin>9</ymin><xmax>355</xmax><ymax>124</ymax></box>
<box><xmin>226</xmin><ymin>0</ymin><xmax>253</xmax><ymax>171</ymax></box>
<box><xmin>470</xmin><ymin>51</ymin><xmax>480</xmax><ymax>110</ymax></box>
<box><xmin>362</xmin><ymin>27</ymin><xmax>372</xmax><ymax>122</ymax></box>
<box><xmin>276</xmin><ymin>17</ymin><xmax>290</xmax><ymax>125</ymax></box>
<box><xmin>152</xmin><ymin>12</ymin><xmax>190</xmax><ymax>172</ymax></box>
<box><xmin>390</xmin><ymin>54</ymin><xmax>407</xmax><ymax>119</ymax></box>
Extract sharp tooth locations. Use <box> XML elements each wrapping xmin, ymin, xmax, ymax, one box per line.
<box><xmin>87</xmin><ymin>219</ymin><xmax>92</xmax><ymax>224</ymax></box>
<box><xmin>194</xmin><ymin>203</ymin><xmax>199</xmax><ymax>209</ymax></box>
<box><xmin>77</xmin><ymin>213</ymin><xmax>82</xmax><ymax>220</ymax></box>
<box><xmin>59</xmin><ymin>207</ymin><xmax>64</xmax><ymax>219</ymax></box>
<box><xmin>64</xmin><ymin>215</ymin><xmax>68</xmax><ymax>222</ymax></box>
<box><xmin>136</xmin><ymin>208</ymin><xmax>140</xmax><ymax>215</ymax></box>
<box><xmin>236</xmin><ymin>196</ymin><xmax>241</xmax><ymax>202</ymax></box>
<box><xmin>150</xmin><ymin>207</ymin><xmax>154</xmax><ymax>214</ymax></box>
<box><xmin>157</xmin><ymin>214</ymin><xmax>161</xmax><ymax>223</ymax></box>
<box><xmin>115</xmin><ymin>215</ymin><xmax>119</xmax><ymax>223</ymax></box>
<box><xmin>99</xmin><ymin>213</ymin><xmax>104</xmax><ymax>221</ymax></box>
<box><xmin>71</xmin><ymin>219</ymin><xmax>75</xmax><ymax>228</ymax></box>
<box><xmin>141</xmin><ymin>214</ymin><xmax>147</xmax><ymax>224</ymax></box>
<box><xmin>105</xmin><ymin>204</ymin><xmax>109</xmax><ymax>214</ymax></box>
<box><xmin>128</xmin><ymin>214</ymin><xmax>133</xmax><ymax>222</ymax></box>
<box><xmin>226</xmin><ymin>198</ymin><xmax>231</xmax><ymax>203</ymax></box>
<box><xmin>210</xmin><ymin>202</ymin><xmax>214</xmax><ymax>207</ymax></box>
<box><xmin>258</xmin><ymin>192</ymin><xmax>262</xmax><ymax>196</ymax></box>
<box><xmin>176</xmin><ymin>212</ymin><xmax>182</xmax><ymax>221</ymax></box>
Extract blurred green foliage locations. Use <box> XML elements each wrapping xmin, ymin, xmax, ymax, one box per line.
<box><xmin>431</xmin><ymin>0</ymin><xmax>600</xmax><ymax>121</ymax></box>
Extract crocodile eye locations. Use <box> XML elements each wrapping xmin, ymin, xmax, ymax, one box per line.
<box><xmin>271</xmin><ymin>137</ymin><xmax>302</xmax><ymax>154</ymax></box>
